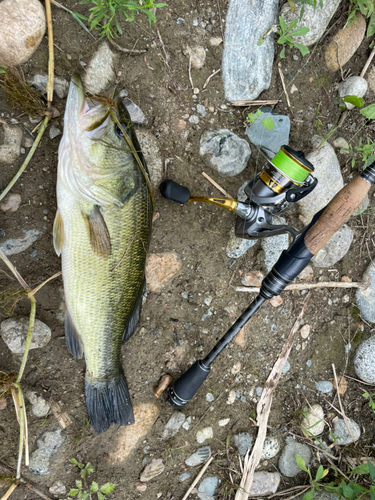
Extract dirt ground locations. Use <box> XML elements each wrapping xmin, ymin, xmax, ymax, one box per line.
<box><xmin>0</xmin><ymin>0</ymin><xmax>375</xmax><ymax>499</ymax></box>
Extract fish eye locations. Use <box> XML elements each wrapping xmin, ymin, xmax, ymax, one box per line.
<box><xmin>114</xmin><ymin>124</ymin><xmax>123</xmax><ymax>137</ymax></box>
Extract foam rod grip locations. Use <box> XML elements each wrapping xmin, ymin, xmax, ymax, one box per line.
<box><xmin>159</xmin><ymin>180</ymin><xmax>191</xmax><ymax>204</ymax></box>
<box><xmin>304</xmin><ymin>176</ymin><xmax>371</xmax><ymax>255</ymax></box>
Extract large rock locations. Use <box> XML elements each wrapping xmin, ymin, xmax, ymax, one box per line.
<box><xmin>261</xmin><ymin>216</ymin><xmax>290</xmax><ymax>273</ymax></box>
<box><xmin>222</xmin><ymin>0</ymin><xmax>279</xmax><ymax>101</ymax></box>
<box><xmin>0</xmin><ymin>0</ymin><xmax>46</xmax><ymax>66</ymax></box>
<box><xmin>185</xmin><ymin>446</ymin><xmax>211</xmax><ymax>467</ymax></box>
<box><xmin>339</xmin><ymin>76</ymin><xmax>368</xmax><ymax>110</ymax></box>
<box><xmin>297</xmin><ymin>136</ymin><xmax>343</xmax><ymax>222</ymax></box>
<box><xmin>0</xmin><ymin>228</ymin><xmax>45</xmax><ymax>256</ymax></box>
<box><xmin>84</xmin><ymin>42</ymin><xmax>117</xmax><ymax>94</ymax></box>
<box><xmin>278</xmin><ymin>438</ymin><xmax>311</xmax><ymax>477</ymax></box>
<box><xmin>137</xmin><ymin>130</ymin><xmax>163</xmax><ymax>189</ymax></box>
<box><xmin>248</xmin><ymin>471</ymin><xmax>281</xmax><ymax>497</ymax></box>
<box><xmin>245</xmin><ymin>109</ymin><xmax>290</xmax><ymax>158</ymax></box>
<box><xmin>162</xmin><ymin>412</ymin><xmax>185</xmax><ymax>439</ymax></box>
<box><xmin>28</xmin><ymin>428</ymin><xmax>65</xmax><ymax>475</ymax></box>
<box><xmin>356</xmin><ymin>262</ymin><xmax>375</xmax><ymax>323</ymax></box>
<box><xmin>280</xmin><ymin>0</ymin><xmax>341</xmax><ymax>47</ymax></box>
<box><xmin>29</xmin><ymin>74</ymin><xmax>69</xmax><ymax>99</ymax></box>
<box><xmin>354</xmin><ymin>336</ymin><xmax>375</xmax><ymax>383</ymax></box>
<box><xmin>1</xmin><ymin>317</ymin><xmax>51</xmax><ymax>355</ymax></box>
<box><xmin>0</xmin><ymin>124</ymin><xmax>23</xmax><ymax>164</ymax></box>
<box><xmin>312</xmin><ymin>224</ymin><xmax>353</xmax><ymax>268</ymax></box>
<box><xmin>199</xmin><ymin>129</ymin><xmax>251</xmax><ymax>177</ymax></box>
<box><xmin>145</xmin><ymin>252</ymin><xmax>182</xmax><ymax>292</ymax></box>
<box><xmin>325</xmin><ymin>13</ymin><xmax>366</xmax><ymax>72</ymax></box>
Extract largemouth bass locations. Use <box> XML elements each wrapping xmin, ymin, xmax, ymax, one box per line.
<box><xmin>54</xmin><ymin>74</ymin><xmax>152</xmax><ymax>433</ymax></box>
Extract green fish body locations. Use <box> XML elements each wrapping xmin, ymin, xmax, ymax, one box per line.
<box><xmin>54</xmin><ymin>74</ymin><xmax>152</xmax><ymax>433</ymax></box>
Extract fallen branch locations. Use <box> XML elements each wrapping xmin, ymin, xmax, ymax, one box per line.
<box><xmin>110</xmin><ymin>39</ymin><xmax>147</xmax><ymax>54</ymax></box>
<box><xmin>203</xmin><ymin>68</ymin><xmax>220</xmax><ymax>89</ymax></box>
<box><xmin>236</xmin><ymin>280</ymin><xmax>368</xmax><ymax>293</ymax></box>
<box><xmin>278</xmin><ymin>62</ymin><xmax>291</xmax><ymax>108</ymax></box>
<box><xmin>231</xmin><ymin>99</ymin><xmax>280</xmax><ymax>107</ymax></box>
<box><xmin>235</xmin><ymin>293</ymin><xmax>311</xmax><ymax>500</ymax></box>
<box><xmin>202</xmin><ymin>172</ymin><xmax>233</xmax><ymax>199</ymax></box>
<box><xmin>181</xmin><ymin>456</ymin><xmax>214</xmax><ymax>500</ymax></box>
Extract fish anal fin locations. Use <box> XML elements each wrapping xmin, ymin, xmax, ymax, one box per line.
<box><xmin>65</xmin><ymin>309</ymin><xmax>84</xmax><ymax>359</ymax></box>
<box><xmin>53</xmin><ymin>210</ymin><xmax>64</xmax><ymax>256</ymax></box>
<box><xmin>83</xmin><ymin>205</ymin><xmax>111</xmax><ymax>258</ymax></box>
<box><xmin>122</xmin><ymin>281</ymin><xmax>145</xmax><ymax>343</ymax></box>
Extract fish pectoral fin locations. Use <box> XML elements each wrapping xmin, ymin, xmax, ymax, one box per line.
<box><xmin>65</xmin><ymin>308</ymin><xmax>84</xmax><ymax>359</ymax></box>
<box><xmin>122</xmin><ymin>280</ymin><xmax>145</xmax><ymax>343</ymax></box>
<box><xmin>83</xmin><ymin>205</ymin><xmax>111</xmax><ymax>257</ymax></box>
<box><xmin>53</xmin><ymin>210</ymin><xmax>64</xmax><ymax>256</ymax></box>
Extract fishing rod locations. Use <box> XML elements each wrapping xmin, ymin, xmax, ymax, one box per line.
<box><xmin>160</xmin><ymin>148</ymin><xmax>375</xmax><ymax>408</ymax></box>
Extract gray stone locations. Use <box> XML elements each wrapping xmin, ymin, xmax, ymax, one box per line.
<box><xmin>84</xmin><ymin>42</ymin><xmax>117</xmax><ymax>94</ymax></box>
<box><xmin>329</xmin><ymin>417</ymin><xmax>360</xmax><ymax>445</ymax></box>
<box><xmin>49</xmin><ymin>481</ymin><xmax>66</xmax><ymax>496</ymax></box>
<box><xmin>187</xmin><ymin>46</ymin><xmax>206</xmax><ymax>69</ymax></box>
<box><xmin>280</xmin><ymin>0</ymin><xmax>341</xmax><ymax>47</ymax></box>
<box><xmin>234</xmin><ymin>432</ymin><xmax>254</xmax><ymax>457</ymax></box>
<box><xmin>206</xmin><ymin>392</ymin><xmax>214</xmax><ymax>402</ymax></box>
<box><xmin>140</xmin><ymin>458</ymin><xmax>164</xmax><ymax>482</ymax></box>
<box><xmin>198</xmin><ymin>477</ymin><xmax>218</xmax><ymax>500</ymax></box>
<box><xmin>196</xmin><ymin>427</ymin><xmax>213</xmax><ymax>443</ymax></box>
<box><xmin>301</xmin><ymin>404</ymin><xmax>325</xmax><ymax>436</ymax></box>
<box><xmin>226</xmin><ymin>227</ymin><xmax>257</xmax><ymax>259</ymax></box>
<box><xmin>0</xmin><ymin>124</ymin><xmax>23</xmax><ymax>164</ymax></box>
<box><xmin>0</xmin><ymin>227</ymin><xmax>45</xmax><ymax>255</ymax></box>
<box><xmin>137</xmin><ymin>130</ymin><xmax>163</xmax><ymax>189</ymax></box>
<box><xmin>162</xmin><ymin>412</ymin><xmax>185</xmax><ymax>439</ymax></box>
<box><xmin>339</xmin><ymin>76</ymin><xmax>368</xmax><ymax>110</ymax></box>
<box><xmin>260</xmin><ymin>436</ymin><xmax>281</xmax><ymax>460</ymax></box>
<box><xmin>26</xmin><ymin>391</ymin><xmax>50</xmax><ymax>417</ymax></box>
<box><xmin>197</xmin><ymin>104</ymin><xmax>206</xmax><ymax>117</ymax></box>
<box><xmin>332</xmin><ymin>137</ymin><xmax>349</xmax><ymax>150</ymax></box>
<box><xmin>296</xmin><ymin>492</ymin><xmax>338</xmax><ymax>500</ymax></box>
<box><xmin>222</xmin><ymin>0</ymin><xmax>278</xmax><ymax>101</ymax></box>
<box><xmin>354</xmin><ymin>335</ymin><xmax>375</xmax><ymax>383</ymax></box>
<box><xmin>298</xmin><ymin>136</ymin><xmax>343</xmax><ymax>223</ymax></box>
<box><xmin>312</xmin><ymin>224</ymin><xmax>353</xmax><ymax>268</ymax></box>
<box><xmin>261</xmin><ymin>216</ymin><xmax>290</xmax><ymax>273</ymax></box>
<box><xmin>248</xmin><ymin>472</ymin><xmax>281</xmax><ymax>497</ymax></box>
<box><xmin>1</xmin><ymin>317</ymin><xmax>51</xmax><ymax>355</ymax></box>
<box><xmin>1</xmin><ymin>194</ymin><xmax>21</xmax><ymax>213</ymax></box>
<box><xmin>200</xmin><ymin>129</ymin><xmax>251</xmax><ymax>177</ymax></box>
<box><xmin>29</xmin><ymin>74</ymin><xmax>69</xmax><ymax>99</ymax></box>
<box><xmin>315</xmin><ymin>381</ymin><xmax>333</xmax><ymax>394</ymax></box>
<box><xmin>24</xmin><ymin>136</ymin><xmax>34</xmax><ymax>148</ymax></box>
<box><xmin>255</xmin><ymin>386</ymin><xmax>263</xmax><ymax>397</ymax></box>
<box><xmin>179</xmin><ymin>472</ymin><xmax>191</xmax><ymax>482</ymax></box>
<box><xmin>185</xmin><ymin>446</ymin><xmax>211</xmax><ymax>467</ymax></box>
<box><xmin>49</xmin><ymin>125</ymin><xmax>62</xmax><ymax>140</ymax></box>
<box><xmin>278</xmin><ymin>438</ymin><xmax>311</xmax><ymax>477</ymax></box>
<box><xmin>245</xmin><ymin>109</ymin><xmax>290</xmax><ymax>158</ymax></box>
<box><xmin>123</xmin><ymin>97</ymin><xmax>148</xmax><ymax>125</ymax></box>
<box><xmin>282</xmin><ymin>361</ymin><xmax>291</xmax><ymax>373</ymax></box>
<box><xmin>28</xmin><ymin>428</ymin><xmax>65</xmax><ymax>475</ymax></box>
<box><xmin>189</xmin><ymin>115</ymin><xmax>199</xmax><ymax>124</ymax></box>
<box><xmin>356</xmin><ymin>263</ymin><xmax>375</xmax><ymax>323</ymax></box>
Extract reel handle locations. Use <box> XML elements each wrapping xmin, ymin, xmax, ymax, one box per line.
<box><xmin>160</xmin><ymin>180</ymin><xmax>191</xmax><ymax>204</ymax></box>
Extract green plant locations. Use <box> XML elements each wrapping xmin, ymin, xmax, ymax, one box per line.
<box><xmin>276</xmin><ymin>16</ymin><xmax>310</xmax><ymax>58</ymax></box>
<box><xmin>80</xmin><ymin>0</ymin><xmax>167</xmax><ymax>39</ymax></box>
<box><xmin>348</xmin><ymin>0</ymin><xmax>375</xmax><ymax>37</ymax></box>
<box><xmin>68</xmin><ymin>460</ymin><xmax>116</xmax><ymax>500</ymax></box>
<box><xmin>341</xmin><ymin>136</ymin><xmax>375</xmax><ymax>167</ymax></box>
<box><xmin>296</xmin><ymin>455</ymin><xmax>375</xmax><ymax>500</ymax></box>
<box><xmin>363</xmin><ymin>391</ymin><xmax>375</xmax><ymax>411</ymax></box>
<box><xmin>314</xmin><ymin>102</ymin><xmax>323</xmax><ymax>132</ymax></box>
<box><xmin>247</xmin><ymin>109</ymin><xmax>275</xmax><ymax>130</ymax></box>
<box><xmin>288</xmin><ymin>0</ymin><xmax>323</xmax><ymax>19</ymax></box>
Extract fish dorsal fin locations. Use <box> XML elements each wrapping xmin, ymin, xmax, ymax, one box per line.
<box><xmin>122</xmin><ymin>280</ymin><xmax>145</xmax><ymax>343</ymax></box>
<box><xmin>82</xmin><ymin>205</ymin><xmax>111</xmax><ymax>257</ymax></box>
<box><xmin>53</xmin><ymin>210</ymin><xmax>64</xmax><ymax>257</ymax></box>
<box><xmin>65</xmin><ymin>308</ymin><xmax>84</xmax><ymax>359</ymax></box>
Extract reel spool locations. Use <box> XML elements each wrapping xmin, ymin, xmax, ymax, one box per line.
<box><xmin>160</xmin><ymin>145</ymin><xmax>317</xmax><ymax>241</ymax></box>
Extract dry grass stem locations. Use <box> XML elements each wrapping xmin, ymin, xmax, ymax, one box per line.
<box><xmin>236</xmin><ymin>280</ymin><xmax>368</xmax><ymax>293</ymax></box>
<box><xmin>28</xmin><ymin>271</ymin><xmax>62</xmax><ymax>297</ymax></box>
<box><xmin>202</xmin><ymin>172</ymin><xmax>233</xmax><ymax>198</ymax></box>
<box><xmin>188</xmin><ymin>55</ymin><xmax>194</xmax><ymax>89</ymax></box>
<box><xmin>332</xmin><ymin>364</ymin><xmax>356</xmax><ymax>444</ymax></box>
<box><xmin>45</xmin><ymin>0</ymin><xmax>54</xmax><ymax>104</ymax></box>
<box><xmin>231</xmin><ymin>99</ymin><xmax>280</xmax><ymax>107</ymax></box>
<box><xmin>360</xmin><ymin>45</ymin><xmax>375</xmax><ymax>78</ymax></box>
<box><xmin>110</xmin><ymin>39</ymin><xmax>147</xmax><ymax>54</ymax></box>
<box><xmin>181</xmin><ymin>456</ymin><xmax>214</xmax><ymax>500</ymax></box>
<box><xmin>203</xmin><ymin>69</ymin><xmax>221</xmax><ymax>89</ymax></box>
<box><xmin>278</xmin><ymin>62</ymin><xmax>291</xmax><ymax>108</ymax></box>
<box><xmin>0</xmin><ymin>68</ymin><xmax>45</xmax><ymax>117</ymax></box>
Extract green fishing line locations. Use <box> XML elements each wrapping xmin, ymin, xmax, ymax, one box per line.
<box><xmin>271</xmin><ymin>149</ymin><xmax>310</xmax><ymax>183</ymax></box>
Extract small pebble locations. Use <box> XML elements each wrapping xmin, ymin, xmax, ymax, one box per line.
<box><xmin>206</xmin><ymin>392</ymin><xmax>214</xmax><ymax>402</ymax></box>
<box><xmin>231</xmin><ymin>362</ymin><xmax>241</xmax><ymax>375</ymax></box>
<box><xmin>218</xmin><ymin>418</ymin><xmax>230</xmax><ymax>427</ymax></box>
<box><xmin>300</xmin><ymin>325</ymin><xmax>311</xmax><ymax>339</ymax></box>
<box><xmin>179</xmin><ymin>472</ymin><xmax>191</xmax><ymax>482</ymax></box>
<box><xmin>315</xmin><ymin>381</ymin><xmax>333</xmax><ymax>394</ymax></box>
<box><xmin>196</xmin><ymin>427</ymin><xmax>213</xmax><ymax>443</ymax></box>
<box><xmin>136</xmin><ymin>482</ymin><xmax>147</xmax><ymax>492</ymax></box>
<box><xmin>189</xmin><ymin>115</ymin><xmax>199</xmax><ymax>124</ymax></box>
<box><xmin>227</xmin><ymin>390</ymin><xmax>236</xmax><ymax>404</ymax></box>
<box><xmin>176</xmin><ymin>17</ymin><xmax>185</xmax><ymax>24</ymax></box>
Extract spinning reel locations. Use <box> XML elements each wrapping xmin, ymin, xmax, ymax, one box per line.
<box><xmin>160</xmin><ymin>145</ymin><xmax>318</xmax><ymax>240</ymax></box>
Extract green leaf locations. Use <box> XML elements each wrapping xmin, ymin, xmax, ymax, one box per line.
<box><xmin>293</xmin><ymin>42</ymin><xmax>310</xmax><ymax>56</ymax></box>
<box><xmin>278</xmin><ymin>35</ymin><xmax>286</xmax><ymax>44</ymax></box>
<box><xmin>343</xmin><ymin>95</ymin><xmax>365</xmax><ymax>107</ymax></box>
<box><xmin>368</xmin><ymin>12</ymin><xmax>375</xmax><ymax>36</ymax></box>
<box><xmin>85</xmin><ymin>463</ymin><xmax>94</xmax><ymax>475</ymax></box>
<box><xmin>289</xmin><ymin>27</ymin><xmax>310</xmax><ymax>36</ymax></box>
<box><xmin>288</xmin><ymin>18</ymin><xmax>299</xmax><ymax>31</ymax></box>
<box><xmin>82</xmin><ymin>493</ymin><xmax>89</xmax><ymax>500</ymax></box>
<box><xmin>97</xmin><ymin>493</ymin><xmax>104</xmax><ymax>500</ymax></box>
<box><xmin>91</xmin><ymin>482</ymin><xmax>99</xmax><ymax>493</ymax></box>
<box><xmin>295</xmin><ymin>455</ymin><xmax>309</xmax><ymax>473</ymax></box>
<box><xmin>262</xmin><ymin>117</ymin><xmax>275</xmax><ymax>130</ymax></box>
<box><xmin>280</xmin><ymin>47</ymin><xmax>285</xmax><ymax>58</ymax></box>
<box><xmin>279</xmin><ymin>16</ymin><xmax>287</xmax><ymax>33</ymax></box>
<box><xmin>247</xmin><ymin>113</ymin><xmax>256</xmax><ymax>123</ymax></box>
<box><xmin>76</xmin><ymin>480</ymin><xmax>83</xmax><ymax>489</ymax></box>
<box><xmin>361</xmin><ymin>103</ymin><xmax>375</xmax><ymax>119</ymax></box>
<box><xmin>302</xmin><ymin>489</ymin><xmax>315</xmax><ymax>500</ymax></box>
<box><xmin>315</xmin><ymin>465</ymin><xmax>324</xmax><ymax>481</ymax></box>
<box><xmin>342</xmin><ymin>483</ymin><xmax>354</xmax><ymax>499</ymax></box>
<box><xmin>68</xmin><ymin>490</ymin><xmax>80</xmax><ymax>497</ymax></box>
<box><xmin>100</xmin><ymin>483</ymin><xmax>116</xmax><ymax>495</ymax></box>
<box><xmin>256</xmin><ymin>109</ymin><xmax>262</xmax><ymax>117</ymax></box>
<box><xmin>351</xmin><ymin>463</ymin><xmax>370</xmax><ymax>475</ymax></box>
<box><xmin>70</xmin><ymin>459</ymin><xmax>78</xmax><ymax>465</ymax></box>
<box><xmin>368</xmin><ymin>460</ymin><xmax>375</xmax><ymax>481</ymax></box>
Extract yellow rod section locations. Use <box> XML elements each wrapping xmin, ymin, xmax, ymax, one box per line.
<box><xmin>188</xmin><ymin>196</ymin><xmax>238</xmax><ymax>211</ymax></box>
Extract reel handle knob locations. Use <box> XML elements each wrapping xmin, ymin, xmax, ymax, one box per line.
<box><xmin>160</xmin><ymin>180</ymin><xmax>191</xmax><ymax>204</ymax></box>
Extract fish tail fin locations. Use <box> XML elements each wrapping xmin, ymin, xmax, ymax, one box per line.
<box><xmin>85</xmin><ymin>372</ymin><xmax>134</xmax><ymax>434</ymax></box>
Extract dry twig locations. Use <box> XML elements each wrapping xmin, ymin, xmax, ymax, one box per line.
<box><xmin>110</xmin><ymin>39</ymin><xmax>147</xmax><ymax>54</ymax></box>
<box><xmin>188</xmin><ymin>55</ymin><xmax>194</xmax><ymax>89</ymax></box>
<box><xmin>203</xmin><ymin>69</ymin><xmax>221</xmax><ymax>89</ymax></box>
<box><xmin>231</xmin><ymin>99</ymin><xmax>280</xmax><ymax>107</ymax></box>
<box><xmin>235</xmin><ymin>294</ymin><xmax>311</xmax><ymax>500</ymax></box>
<box><xmin>181</xmin><ymin>457</ymin><xmax>214</xmax><ymax>500</ymax></box>
<box><xmin>278</xmin><ymin>62</ymin><xmax>291</xmax><ymax>108</ymax></box>
<box><xmin>332</xmin><ymin>364</ymin><xmax>356</xmax><ymax>444</ymax></box>
<box><xmin>236</xmin><ymin>280</ymin><xmax>368</xmax><ymax>293</ymax></box>
<box><xmin>202</xmin><ymin>172</ymin><xmax>233</xmax><ymax>198</ymax></box>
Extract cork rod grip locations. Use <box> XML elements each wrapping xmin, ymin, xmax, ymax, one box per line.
<box><xmin>304</xmin><ymin>176</ymin><xmax>371</xmax><ymax>255</ymax></box>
